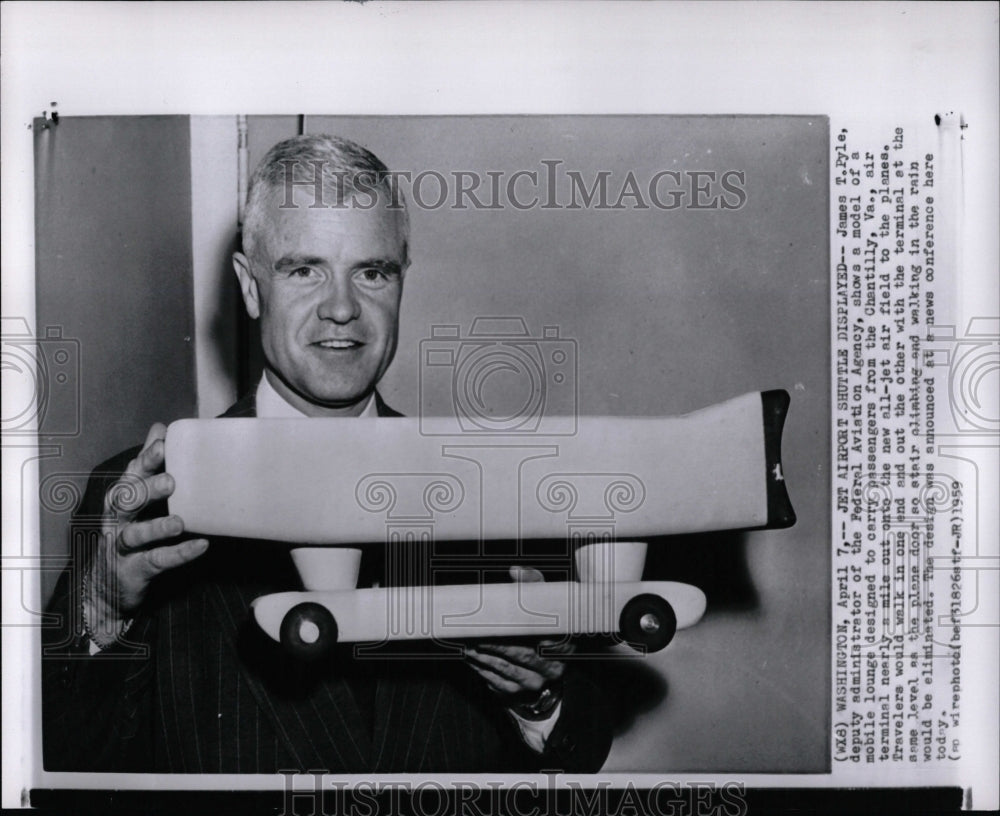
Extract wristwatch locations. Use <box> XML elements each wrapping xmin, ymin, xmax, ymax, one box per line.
<box><xmin>512</xmin><ymin>682</ymin><xmax>563</xmax><ymax>721</ymax></box>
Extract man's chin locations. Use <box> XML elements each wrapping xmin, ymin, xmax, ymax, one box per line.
<box><xmin>315</xmin><ymin>393</ymin><xmax>372</xmax><ymax>409</ymax></box>
<box><xmin>274</xmin><ymin>373</ymin><xmax>376</xmax><ymax>416</ymax></box>
<box><xmin>302</xmin><ymin>388</ymin><xmax>373</xmax><ymax>410</ymax></box>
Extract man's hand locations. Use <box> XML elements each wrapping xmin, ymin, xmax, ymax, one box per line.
<box><xmin>85</xmin><ymin>423</ymin><xmax>209</xmax><ymax>646</ymax></box>
<box><xmin>465</xmin><ymin>566</ymin><xmax>575</xmax><ymax>709</ymax></box>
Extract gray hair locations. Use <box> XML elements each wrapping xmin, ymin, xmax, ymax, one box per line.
<box><xmin>241</xmin><ymin>133</ymin><xmax>409</xmax><ymax>263</ymax></box>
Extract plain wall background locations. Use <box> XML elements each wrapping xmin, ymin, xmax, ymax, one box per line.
<box><xmin>36</xmin><ymin>115</ymin><xmax>829</xmax><ymax>772</ymax></box>
<box><xmin>34</xmin><ymin>115</ymin><xmax>198</xmax><ymax>603</ymax></box>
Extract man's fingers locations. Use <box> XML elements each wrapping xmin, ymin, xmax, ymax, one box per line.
<box><xmin>467</xmin><ymin>663</ymin><xmax>523</xmax><ymax>697</ymax></box>
<box><xmin>107</xmin><ymin>425</ymin><xmax>171</xmax><ymax>521</ymax></box>
<box><xmin>137</xmin><ymin>438</ymin><xmax>165</xmax><ymax>476</ymax></box>
<box><xmin>466</xmin><ymin>648</ymin><xmax>550</xmax><ymax>690</ymax></box>
<box><xmin>475</xmin><ymin>640</ymin><xmax>574</xmax><ymax>669</ymax></box>
<box><xmin>538</xmin><ymin>638</ymin><xmax>576</xmax><ymax>656</ymax></box>
<box><xmin>125</xmin><ymin>423</ymin><xmax>168</xmax><ymax>477</ymax></box>
<box><xmin>135</xmin><ymin>538</ymin><xmax>209</xmax><ymax>579</ymax></box>
<box><xmin>104</xmin><ymin>473</ymin><xmax>151</xmax><ymax>519</ymax></box>
<box><xmin>118</xmin><ymin>515</ymin><xmax>184</xmax><ymax>552</ymax></box>
<box><xmin>143</xmin><ymin>422</ymin><xmax>168</xmax><ymax>449</ymax></box>
<box><xmin>508</xmin><ymin>565</ymin><xmax>545</xmax><ymax>583</ymax></box>
<box><xmin>473</xmin><ymin>643</ymin><xmax>539</xmax><ymax>663</ymax></box>
<box><xmin>104</xmin><ymin>472</ymin><xmax>174</xmax><ymax>521</ymax></box>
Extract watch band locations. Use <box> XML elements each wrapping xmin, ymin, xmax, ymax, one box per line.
<box><xmin>513</xmin><ymin>683</ymin><xmax>562</xmax><ymax>721</ymax></box>
<box><xmin>81</xmin><ymin>563</ymin><xmax>133</xmax><ymax>651</ymax></box>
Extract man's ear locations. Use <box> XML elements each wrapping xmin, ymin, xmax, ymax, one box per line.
<box><xmin>232</xmin><ymin>252</ymin><xmax>260</xmax><ymax>319</ymax></box>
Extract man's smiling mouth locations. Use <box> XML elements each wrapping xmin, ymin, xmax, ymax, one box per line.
<box><xmin>314</xmin><ymin>339</ymin><xmax>363</xmax><ymax>350</ymax></box>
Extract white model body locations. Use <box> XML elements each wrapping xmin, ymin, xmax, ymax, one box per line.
<box><xmin>166</xmin><ymin>391</ymin><xmax>793</xmax><ymax>545</ymax></box>
<box><xmin>252</xmin><ymin>579</ymin><xmax>706</xmax><ymax>645</ymax></box>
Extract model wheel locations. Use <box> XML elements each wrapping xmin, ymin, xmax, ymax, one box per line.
<box><xmin>619</xmin><ymin>594</ymin><xmax>677</xmax><ymax>653</ymax></box>
<box><xmin>280</xmin><ymin>602</ymin><xmax>338</xmax><ymax>661</ymax></box>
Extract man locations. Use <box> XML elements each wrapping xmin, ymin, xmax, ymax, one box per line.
<box><xmin>42</xmin><ymin>134</ymin><xmax>612</xmax><ymax>773</ymax></box>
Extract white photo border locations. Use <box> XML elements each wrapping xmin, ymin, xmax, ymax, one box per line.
<box><xmin>2</xmin><ymin>1</ymin><xmax>997</xmax><ymax>810</ymax></box>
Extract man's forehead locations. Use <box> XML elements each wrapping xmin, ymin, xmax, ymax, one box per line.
<box><xmin>256</xmin><ymin>186</ymin><xmax>407</xmax><ymax>259</ymax></box>
<box><xmin>270</xmin><ymin>179</ymin><xmax>403</xmax><ymax>214</ymax></box>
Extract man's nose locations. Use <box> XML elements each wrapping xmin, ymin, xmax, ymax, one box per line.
<box><xmin>316</xmin><ymin>274</ymin><xmax>361</xmax><ymax>323</ymax></box>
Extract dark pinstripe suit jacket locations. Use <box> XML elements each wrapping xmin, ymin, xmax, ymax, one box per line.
<box><xmin>42</xmin><ymin>393</ymin><xmax>613</xmax><ymax>773</ymax></box>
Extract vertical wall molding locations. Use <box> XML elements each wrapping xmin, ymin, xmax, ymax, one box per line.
<box><xmin>189</xmin><ymin>116</ymin><xmax>240</xmax><ymax>417</ymax></box>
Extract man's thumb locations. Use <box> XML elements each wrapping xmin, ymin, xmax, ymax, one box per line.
<box><xmin>508</xmin><ymin>565</ymin><xmax>545</xmax><ymax>583</ymax></box>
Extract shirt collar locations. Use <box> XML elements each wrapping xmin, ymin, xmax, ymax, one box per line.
<box><xmin>255</xmin><ymin>374</ymin><xmax>378</xmax><ymax>419</ymax></box>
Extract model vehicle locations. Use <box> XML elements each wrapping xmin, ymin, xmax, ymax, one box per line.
<box><xmin>166</xmin><ymin>390</ymin><xmax>795</xmax><ymax>659</ymax></box>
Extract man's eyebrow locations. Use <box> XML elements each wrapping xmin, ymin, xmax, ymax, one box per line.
<box><xmin>270</xmin><ymin>256</ymin><xmax>403</xmax><ymax>274</ymax></box>
<box><xmin>352</xmin><ymin>259</ymin><xmax>404</xmax><ymax>275</ymax></box>
<box><xmin>272</xmin><ymin>255</ymin><xmax>327</xmax><ymax>272</ymax></box>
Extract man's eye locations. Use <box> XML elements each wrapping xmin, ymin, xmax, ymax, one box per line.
<box><xmin>358</xmin><ymin>268</ymin><xmax>387</xmax><ymax>284</ymax></box>
<box><xmin>290</xmin><ymin>267</ymin><xmax>315</xmax><ymax>278</ymax></box>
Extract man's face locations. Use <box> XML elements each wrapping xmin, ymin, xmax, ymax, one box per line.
<box><xmin>233</xmin><ymin>189</ymin><xmax>408</xmax><ymax>415</ymax></box>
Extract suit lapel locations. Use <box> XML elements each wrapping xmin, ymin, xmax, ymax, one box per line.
<box><xmin>374</xmin><ymin>392</ymin><xmax>403</xmax><ymax>418</ymax></box>
<box><xmin>219</xmin><ymin>390</ymin><xmax>256</xmax><ymax>418</ymax></box>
